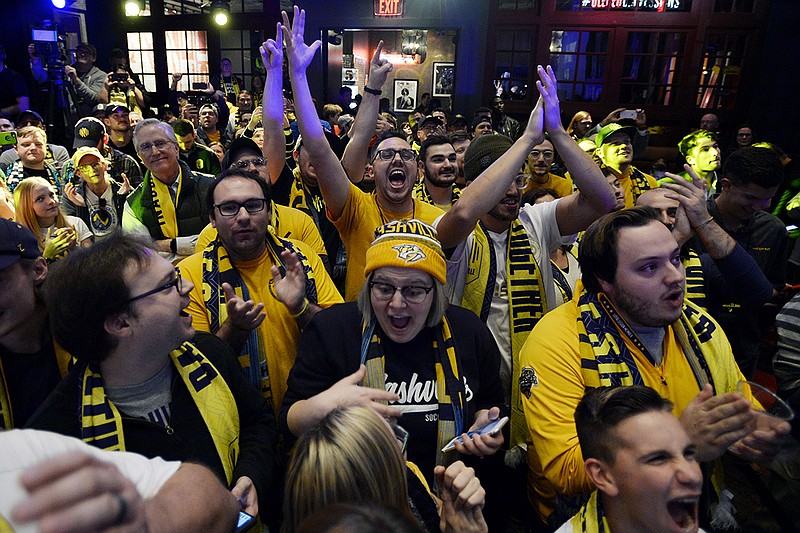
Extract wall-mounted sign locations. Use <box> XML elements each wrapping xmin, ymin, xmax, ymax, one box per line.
<box><xmin>581</xmin><ymin>0</ymin><xmax>690</xmax><ymax>10</ymax></box>
<box><xmin>375</xmin><ymin>0</ymin><xmax>404</xmax><ymax>17</ymax></box>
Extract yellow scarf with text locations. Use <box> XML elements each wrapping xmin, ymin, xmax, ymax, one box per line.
<box><xmin>79</xmin><ymin>341</ymin><xmax>240</xmax><ymax>483</ymax></box>
<box><xmin>148</xmin><ymin>167</ymin><xmax>183</xmax><ymax>239</ymax></box>
<box><xmin>462</xmin><ymin>220</ymin><xmax>545</xmax><ymax>448</ymax></box>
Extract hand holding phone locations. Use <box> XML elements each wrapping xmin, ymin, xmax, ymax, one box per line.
<box><xmin>441</xmin><ymin>416</ymin><xmax>508</xmax><ymax>452</ymax></box>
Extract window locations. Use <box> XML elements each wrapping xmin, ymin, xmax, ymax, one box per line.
<box><xmin>555</xmin><ymin>0</ymin><xmax>692</xmax><ymax>11</ymax></box>
<box><xmin>714</xmin><ymin>0</ymin><xmax>756</xmax><ymax>12</ymax></box>
<box><xmin>696</xmin><ymin>33</ymin><xmax>747</xmax><ymax>109</ymax></box>
<box><xmin>220</xmin><ymin>30</ymin><xmax>266</xmax><ymax>92</ymax></box>
<box><xmin>127</xmin><ymin>32</ymin><xmax>156</xmax><ymax>93</ymax></box>
<box><xmin>165</xmin><ymin>30</ymin><xmax>209</xmax><ymax>92</ymax></box>
<box><xmin>498</xmin><ymin>0</ymin><xmax>535</xmax><ymax>9</ymax></box>
<box><xmin>550</xmin><ymin>30</ymin><xmax>608</xmax><ymax>102</ymax></box>
<box><xmin>619</xmin><ymin>32</ymin><xmax>686</xmax><ymax>106</ymax></box>
<box><xmin>493</xmin><ymin>29</ymin><xmax>534</xmax><ymax>101</ymax></box>
<box><xmin>165</xmin><ymin>0</ymin><xmax>264</xmax><ymax>15</ymax></box>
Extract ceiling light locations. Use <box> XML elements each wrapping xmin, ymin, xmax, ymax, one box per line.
<box><xmin>211</xmin><ymin>1</ymin><xmax>230</xmax><ymax>26</ymax></box>
<box><xmin>124</xmin><ymin>0</ymin><xmax>144</xmax><ymax>16</ymax></box>
<box><xmin>52</xmin><ymin>0</ymin><xmax>67</xmax><ymax>8</ymax></box>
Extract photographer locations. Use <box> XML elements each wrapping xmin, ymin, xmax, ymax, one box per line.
<box><xmin>169</xmin><ymin>72</ymin><xmax>230</xmax><ymax>136</ymax></box>
<box><xmin>29</xmin><ymin>42</ymin><xmax>106</xmax><ymax>120</ymax></box>
<box><xmin>98</xmin><ymin>66</ymin><xmax>145</xmax><ymax>116</ymax></box>
<box><xmin>0</xmin><ymin>45</ymin><xmax>30</xmax><ymax>121</ymax></box>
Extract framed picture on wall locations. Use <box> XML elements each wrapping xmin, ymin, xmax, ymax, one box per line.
<box><xmin>432</xmin><ymin>62</ymin><xmax>454</xmax><ymax>97</ymax></box>
<box><xmin>393</xmin><ymin>79</ymin><xmax>418</xmax><ymax>112</ymax></box>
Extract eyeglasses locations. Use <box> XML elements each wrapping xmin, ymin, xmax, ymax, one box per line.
<box><xmin>231</xmin><ymin>157</ymin><xmax>266</xmax><ymax>170</ymax></box>
<box><xmin>514</xmin><ymin>174</ymin><xmax>530</xmax><ymax>189</ymax></box>
<box><xmin>388</xmin><ymin>419</ymin><xmax>409</xmax><ymax>455</ymax></box>
<box><xmin>369</xmin><ymin>281</ymin><xmax>433</xmax><ymax>304</ymax></box>
<box><xmin>138</xmin><ymin>139</ymin><xmax>174</xmax><ymax>153</ymax></box>
<box><xmin>76</xmin><ymin>162</ymin><xmax>104</xmax><ymax>173</ymax></box>
<box><xmin>214</xmin><ymin>198</ymin><xmax>268</xmax><ymax>217</ymax></box>
<box><xmin>530</xmin><ymin>150</ymin><xmax>554</xmax><ymax>160</ymax></box>
<box><xmin>127</xmin><ymin>268</ymin><xmax>182</xmax><ymax>303</ymax></box>
<box><xmin>373</xmin><ymin>148</ymin><xmax>417</xmax><ymax>163</ymax></box>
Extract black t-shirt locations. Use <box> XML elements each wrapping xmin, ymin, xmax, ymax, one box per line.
<box><xmin>109</xmin><ymin>137</ymin><xmax>138</xmax><ymax>160</ymax></box>
<box><xmin>1</xmin><ymin>336</ymin><xmax>62</xmax><ymax>427</ymax></box>
<box><xmin>22</xmin><ymin>166</ymin><xmax>52</xmax><ymax>180</ymax></box>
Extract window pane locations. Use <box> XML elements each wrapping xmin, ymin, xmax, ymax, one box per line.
<box><xmin>142</xmin><ymin>74</ymin><xmax>157</xmax><ymax>93</ymax></box>
<box><xmin>495</xmin><ymin>52</ymin><xmax>512</xmax><ymax>77</ymax></box>
<box><xmin>497</xmin><ymin>30</ymin><xmax>514</xmax><ymax>51</ymax></box>
<box><xmin>512</xmin><ymin>52</ymin><xmax>530</xmax><ymax>79</ymax></box>
<box><xmin>555</xmin><ymin>0</ymin><xmax>580</xmax><ymax>10</ymax></box>
<box><xmin>550</xmin><ymin>54</ymin><xmax>576</xmax><ymax>82</ymax></box>
<box><xmin>514</xmin><ymin>31</ymin><xmax>532</xmax><ymax>50</ymax></box>
<box><xmin>166</xmin><ymin>30</ymin><xmax>186</xmax><ymax>49</ymax></box>
<box><xmin>220</xmin><ymin>30</ymin><xmax>242</xmax><ymax>49</ymax></box>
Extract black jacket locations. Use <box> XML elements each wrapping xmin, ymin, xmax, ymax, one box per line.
<box><xmin>26</xmin><ymin>332</ymin><xmax>276</xmax><ymax>515</ymax></box>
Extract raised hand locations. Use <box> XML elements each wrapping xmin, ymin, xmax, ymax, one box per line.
<box><xmin>118</xmin><ymin>173</ymin><xmax>133</xmax><ymax>196</ymax></box>
<box><xmin>367</xmin><ymin>40</ymin><xmax>392</xmax><ymax>90</ymax></box>
<box><xmin>521</xmin><ymin>96</ymin><xmax>544</xmax><ymax>146</ymax></box>
<box><xmin>64</xmin><ymin>182</ymin><xmax>86</xmax><ymax>207</ymax></box>
<box><xmin>660</xmin><ymin>165</ymin><xmax>710</xmax><ymax>229</ymax></box>
<box><xmin>222</xmin><ymin>282</ymin><xmax>266</xmax><ymax>332</ymax></box>
<box><xmin>260</xmin><ymin>22</ymin><xmax>284</xmax><ymax>71</ymax></box>
<box><xmin>270</xmin><ymin>249</ymin><xmax>308</xmax><ymax>315</ymax></box>
<box><xmin>42</xmin><ymin>227</ymin><xmax>77</xmax><ymax>261</ymax></box>
<box><xmin>679</xmin><ymin>384</ymin><xmax>754</xmax><ymax>462</ymax></box>
<box><xmin>318</xmin><ymin>365</ymin><xmax>401</xmax><ymax>418</ymax></box>
<box><xmin>536</xmin><ymin>65</ymin><xmax>564</xmax><ymax>134</ymax></box>
<box><xmin>281</xmin><ymin>6</ymin><xmax>322</xmax><ymax>74</ymax></box>
<box><xmin>434</xmin><ymin>461</ymin><xmax>488</xmax><ymax>533</ymax></box>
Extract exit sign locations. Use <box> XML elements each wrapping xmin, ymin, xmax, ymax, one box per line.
<box><xmin>375</xmin><ymin>0</ymin><xmax>404</xmax><ymax>16</ymax></box>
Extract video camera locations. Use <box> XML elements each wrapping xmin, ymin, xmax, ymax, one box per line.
<box><xmin>31</xmin><ymin>20</ymin><xmax>69</xmax><ymax>82</ymax></box>
<box><xmin>186</xmin><ymin>91</ymin><xmax>212</xmax><ymax>107</ymax></box>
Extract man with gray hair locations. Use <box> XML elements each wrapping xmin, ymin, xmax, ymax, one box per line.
<box><xmin>122</xmin><ymin>118</ymin><xmax>214</xmax><ymax>261</ymax></box>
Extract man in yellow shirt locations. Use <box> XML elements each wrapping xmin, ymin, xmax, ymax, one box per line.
<box><xmin>179</xmin><ymin>170</ymin><xmax>342</xmax><ymax>415</ymax></box>
<box><xmin>522</xmin><ymin>138</ymin><xmax>573</xmax><ymax>198</ymax></box>
<box><xmin>595</xmin><ymin>123</ymin><xmax>657</xmax><ymax>207</ymax></box>
<box><xmin>520</xmin><ymin>206</ymin><xmax>790</xmax><ymax>527</ymax></box>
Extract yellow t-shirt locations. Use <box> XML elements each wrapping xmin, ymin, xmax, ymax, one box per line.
<box><xmin>195</xmin><ymin>203</ymin><xmax>327</xmax><ymax>261</ymax></box>
<box><xmin>518</xmin><ymin>295</ymin><xmax>749</xmax><ymax>518</ymax></box>
<box><xmin>331</xmin><ymin>182</ymin><xmax>445</xmax><ymax>301</ymax></box>
<box><xmin>178</xmin><ymin>241</ymin><xmax>343</xmax><ymax>415</ymax></box>
<box><xmin>524</xmin><ymin>172</ymin><xmax>574</xmax><ymax>199</ymax></box>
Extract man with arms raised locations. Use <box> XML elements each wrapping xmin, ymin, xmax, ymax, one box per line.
<box><xmin>179</xmin><ymin>169</ymin><xmax>341</xmax><ymax>415</ymax></box>
<box><xmin>558</xmin><ymin>386</ymin><xmax>705</xmax><ymax>533</ymax></box>
<box><xmin>521</xmin><ymin>207</ymin><xmax>789</xmax><ymax>528</ymax></box>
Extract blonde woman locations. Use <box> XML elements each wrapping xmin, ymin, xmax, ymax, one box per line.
<box><xmin>14</xmin><ymin>177</ymin><xmax>92</xmax><ymax>261</ymax></box>
<box><xmin>284</xmin><ymin>406</ymin><xmax>487</xmax><ymax>533</ymax></box>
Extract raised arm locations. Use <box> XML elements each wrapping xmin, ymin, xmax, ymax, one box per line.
<box><xmin>340</xmin><ymin>41</ymin><xmax>392</xmax><ymax>182</ymax></box>
<box><xmin>436</xmin><ymin>85</ymin><xmax>545</xmax><ymax>250</ymax></box>
<box><xmin>260</xmin><ymin>23</ymin><xmax>288</xmax><ymax>185</ymax></box>
<box><xmin>541</xmin><ymin>65</ymin><xmax>615</xmax><ymax>235</ymax></box>
<box><xmin>282</xmin><ymin>6</ymin><xmax>351</xmax><ymax>218</ymax></box>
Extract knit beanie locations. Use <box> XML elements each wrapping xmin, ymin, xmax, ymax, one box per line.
<box><xmin>364</xmin><ymin>219</ymin><xmax>446</xmax><ymax>285</ymax></box>
<box><xmin>463</xmin><ymin>134</ymin><xmax>513</xmax><ymax>183</ymax></box>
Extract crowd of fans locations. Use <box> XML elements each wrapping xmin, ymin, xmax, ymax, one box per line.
<box><xmin>2</xmin><ymin>5</ymin><xmax>800</xmax><ymax>533</ymax></box>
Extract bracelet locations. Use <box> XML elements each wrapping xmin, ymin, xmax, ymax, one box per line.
<box><xmin>290</xmin><ymin>298</ymin><xmax>310</xmax><ymax>319</ymax></box>
<box><xmin>693</xmin><ymin>216</ymin><xmax>714</xmax><ymax>231</ymax></box>
<box><xmin>364</xmin><ymin>86</ymin><xmax>381</xmax><ymax>96</ymax></box>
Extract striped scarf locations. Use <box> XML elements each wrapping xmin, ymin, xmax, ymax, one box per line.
<box><xmin>0</xmin><ymin>339</ymin><xmax>71</xmax><ymax>429</ymax></box>
<box><xmin>569</xmin><ymin>491</ymin><xmax>609</xmax><ymax>533</ymax></box>
<box><xmin>200</xmin><ymin>226</ymin><xmax>318</xmax><ymax>409</ymax></box>
<box><xmin>412</xmin><ymin>181</ymin><xmax>461</xmax><ymax>206</ymax></box>
<box><xmin>79</xmin><ymin>341</ymin><xmax>240</xmax><ymax>483</ymax></box>
<box><xmin>619</xmin><ymin>166</ymin><xmax>654</xmax><ymax>205</ymax></box>
<box><xmin>289</xmin><ymin>167</ymin><xmax>325</xmax><ymax>227</ymax></box>
<box><xmin>461</xmin><ymin>220</ymin><xmax>546</xmax><ymax>448</ymax></box>
<box><xmin>683</xmin><ymin>247</ymin><xmax>707</xmax><ymax>311</ymax></box>
<box><xmin>360</xmin><ymin>314</ymin><xmax>466</xmax><ymax>468</ymax></box>
<box><xmin>130</xmin><ymin>168</ymin><xmax>182</xmax><ymax>239</ymax></box>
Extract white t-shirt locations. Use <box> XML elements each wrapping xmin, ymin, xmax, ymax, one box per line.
<box><xmin>0</xmin><ymin>429</ymin><xmax>180</xmax><ymax>533</ymax></box>
<box><xmin>441</xmin><ymin>198</ymin><xmax>574</xmax><ymax>397</ymax></box>
<box><xmin>39</xmin><ymin>215</ymin><xmax>92</xmax><ymax>246</ymax></box>
<box><xmin>84</xmin><ymin>185</ymin><xmax>120</xmax><ymax>240</ymax></box>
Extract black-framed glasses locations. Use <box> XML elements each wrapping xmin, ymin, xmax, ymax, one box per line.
<box><xmin>214</xmin><ymin>198</ymin><xmax>268</xmax><ymax>217</ymax></box>
<box><xmin>529</xmin><ymin>150</ymin><xmax>554</xmax><ymax>160</ymax></box>
<box><xmin>127</xmin><ymin>268</ymin><xmax>182</xmax><ymax>303</ymax></box>
<box><xmin>138</xmin><ymin>139</ymin><xmax>173</xmax><ymax>153</ymax></box>
<box><xmin>369</xmin><ymin>281</ymin><xmax>433</xmax><ymax>304</ymax></box>
<box><xmin>372</xmin><ymin>148</ymin><xmax>417</xmax><ymax>163</ymax></box>
<box><xmin>388</xmin><ymin>419</ymin><xmax>409</xmax><ymax>455</ymax></box>
<box><xmin>231</xmin><ymin>157</ymin><xmax>266</xmax><ymax>170</ymax></box>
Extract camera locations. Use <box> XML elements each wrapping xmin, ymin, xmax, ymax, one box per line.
<box><xmin>111</xmin><ymin>72</ymin><xmax>128</xmax><ymax>83</ymax></box>
<box><xmin>186</xmin><ymin>91</ymin><xmax>212</xmax><ymax>107</ymax></box>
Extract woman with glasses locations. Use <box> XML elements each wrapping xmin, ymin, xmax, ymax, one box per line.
<box><xmin>14</xmin><ymin>177</ymin><xmax>92</xmax><ymax>261</ymax></box>
<box><xmin>284</xmin><ymin>406</ymin><xmax>488</xmax><ymax>533</ymax></box>
<box><xmin>281</xmin><ymin>219</ymin><xmax>505</xmax><ymax>489</ymax></box>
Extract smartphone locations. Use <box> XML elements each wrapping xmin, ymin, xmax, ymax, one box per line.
<box><xmin>235</xmin><ymin>511</ymin><xmax>256</xmax><ymax>533</ymax></box>
<box><xmin>111</xmin><ymin>72</ymin><xmax>128</xmax><ymax>83</ymax></box>
<box><xmin>787</xmin><ymin>224</ymin><xmax>798</xmax><ymax>232</ymax></box>
<box><xmin>192</xmin><ymin>82</ymin><xmax>208</xmax><ymax>90</ymax></box>
<box><xmin>619</xmin><ymin>109</ymin><xmax>638</xmax><ymax>120</ymax></box>
<box><xmin>441</xmin><ymin>416</ymin><xmax>509</xmax><ymax>452</ymax></box>
<box><xmin>0</xmin><ymin>131</ymin><xmax>17</xmax><ymax>147</ymax></box>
